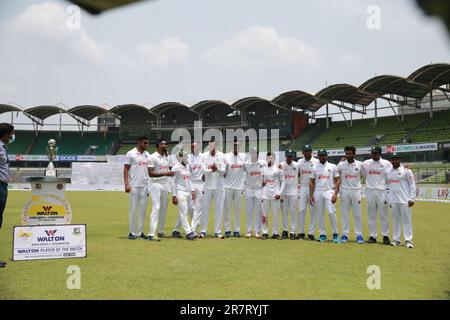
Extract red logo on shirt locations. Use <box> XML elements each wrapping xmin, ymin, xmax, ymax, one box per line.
<box><xmin>369</xmin><ymin>170</ymin><xmax>382</xmax><ymax>175</ymax></box>
<box><xmin>301</xmin><ymin>170</ymin><xmax>312</xmax><ymax>174</ymax></box>
<box><xmin>231</xmin><ymin>164</ymin><xmax>243</xmax><ymax>169</ymax></box>
<box><xmin>344</xmin><ymin>174</ymin><xmax>358</xmax><ymax>179</ymax></box>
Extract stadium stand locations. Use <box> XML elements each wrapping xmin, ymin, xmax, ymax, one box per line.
<box><xmin>27</xmin><ymin>131</ymin><xmax>119</xmax><ymax>155</ymax></box>
<box><xmin>291</xmin><ymin>111</ymin><xmax>447</xmax><ymax>150</ymax></box>
<box><xmin>409</xmin><ymin>110</ymin><xmax>450</xmax><ymax>144</ymax></box>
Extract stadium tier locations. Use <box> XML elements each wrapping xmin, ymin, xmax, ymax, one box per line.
<box><xmin>292</xmin><ymin>110</ymin><xmax>450</xmax><ymax>150</ymax></box>
<box><xmin>11</xmin><ymin>131</ymin><xmax>120</xmax><ymax>155</ymax></box>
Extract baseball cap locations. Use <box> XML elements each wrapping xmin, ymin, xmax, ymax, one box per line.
<box><xmin>371</xmin><ymin>145</ymin><xmax>382</xmax><ymax>154</ymax></box>
<box><xmin>317</xmin><ymin>149</ymin><xmax>328</xmax><ymax>156</ymax></box>
<box><xmin>285</xmin><ymin>149</ymin><xmax>296</xmax><ymax>157</ymax></box>
<box><xmin>302</xmin><ymin>145</ymin><xmax>313</xmax><ymax>152</ymax></box>
<box><xmin>390</xmin><ymin>152</ymin><xmax>401</xmax><ymax>159</ymax></box>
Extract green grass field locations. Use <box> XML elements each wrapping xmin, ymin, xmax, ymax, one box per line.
<box><xmin>0</xmin><ymin>191</ymin><xmax>449</xmax><ymax>300</ymax></box>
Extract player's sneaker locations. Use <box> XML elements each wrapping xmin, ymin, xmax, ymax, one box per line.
<box><xmin>318</xmin><ymin>235</ymin><xmax>327</xmax><ymax>242</ymax></box>
<box><xmin>271</xmin><ymin>233</ymin><xmax>280</xmax><ymax>240</ymax></box>
<box><xmin>297</xmin><ymin>233</ymin><xmax>306</xmax><ymax>240</ymax></box>
<box><xmin>172</xmin><ymin>230</ymin><xmax>182</xmax><ymax>238</ymax></box>
<box><xmin>157</xmin><ymin>232</ymin><xmax>165</xmax><ymax>239</ymax></box>
<box><xmin>224</xmin><ymin>231</ymin><xmax>232</xmax><ymax>238</ymax></box>
<box><xmin>255</xmin><ymin>233</ymin><xmax>261</xmax><ymax>239</ymax></box>
<box><xmin>340</xmin><ymin>235</ymin><xmax>348</xmax><ymax>243</ymax></box>
<box><xmin>198</xmin><ymin>232</ymin><xmax>206</xmax><ymax>239</ymax></box>
<box><xmin>148</xmin><ymin>235</ymin><xmax>161</xmax><ymax>242</ymax></box>
<box><xmin>128</xmin><ymin>233</ymin><xmax>137</xmax><ymax>240</ymax></box>
<box><xmin>261</xmin><ymin>234</ymin><xmax>269</xmax><ymax>240</ymax></box>
<box><xmin>367</xmin><ymin>237</ymin><xmax>377</xmax><ymax>244</ymax></box>
<box><xmin>233</xmin><ymin>232</ymin><xmax>241</xmax><ymax>238</ymax></box>
<box><xmin>333</xmin><ymin>234</ymin><xmax>340</xmax><ymax>243</ymax></box>
<box><xmin>281</xmin><ymin>231</ymin><xmax>288</xmax><ymax>240</ymax></box>
<box><xmin>186</xmin><ymin>232</ymin><xmax>197</xmax><ymax>240</ymax></box>
<box><xmin>405</xmin><ymin>241</ymin><xmax>414</xmax><ymax>249</ymax></box>
<box><xmin>390</xmin><ymin>240</ymin><xmax>401</xmax><ymax>247</ymax></box>
<box><xmin>308</xmin><ymin>234</ymin><xmax>315</xmax><ymax>241</ymax></box>
<box><xmin>383</xmin><ymin>236</ymin><xmax>391</xmax><ymax>245</ymax></box>
<box><xmin>356</xmin><ymin>235</ymin><xmax>364</xmax><ymax>244</ymax></box>
<box><xmin>289</xmin><ymin>233</ymin><xmax>295</xmax><ymax>240</ymax></box>
<box><xmin>245</xmin><ymin>232</ymin><xmax>252</xmax><ymax>238</ymax></box>
<box><xmin>215</xmin><ymin>233</ymin><xmax>225</xmax><ymax>239</ymax></box>
<box><xmin>138</xmin><ymin>233</ymin><xmax>148</xmax><ymax>240</ymax></box>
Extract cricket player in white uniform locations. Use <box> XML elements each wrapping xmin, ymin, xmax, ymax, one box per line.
<box><xmin>279</xmin><ymin>149</ymin><xmax>299</xmax><ymax>240</ymax></box>
<box><xmin>243</xmin><ymin>147</ymin><xmax>266</xmax><ymax>238</ymax></box>
<box><xmin>172</xmin><ymin>142</ymin><xmax>204</xmax><ymax>237</ymax></box>
<box><xmin>335</xmin><ymin>146</ymin><xmax>364</xmax><ymax>244</ymax></box>
<box><xmin>386</xmin><ymin>153</ymin><xmax>416</xmax><ymax>248</ymax></box>
<box><xmin>310</xmin><ymin>149</ymin><xmax>340</xmax><ymax>243</ymax></box>
<box><xmin>362</xmin><ymin>146</ymin><xmax>393</xmax><ymax>245</ymax></box>
<box><xmin>200</xmin><ymin>138</ymin><xmax>226</xmax><ymax>239</ymax></box>
<box><xmin>124</xmin><ymin>136</ymin><xmax>151</xmax><ymax>240</ymax></box>
<box><xmin>297</xmin><ymin>145</ymin><xmax>319</xmax><ymax>240</ymax></box>
<box><xmin>148</xmin><ymin>138</ymin><xmax>175</xmax><ymax>241</ymax></box>
<box><xmin>223</xmin><ymin>140</ymin><xmax>246</xmax><ymax>238</ymax></box>
<box><xmin>261</xmin><ymin>152</ymin><xmax>282</xmax><ymax>240</ymax></box>
<box><xmin>171</xmin><ymin>150</ymin><xmax>198</xmax><ymax>240</ymax></box>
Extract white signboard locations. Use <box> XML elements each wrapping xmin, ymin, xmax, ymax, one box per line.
<box><xmin>13</xmin><ymin>224</ymin><xmax>87</xmax><ymax>261</ymax></box>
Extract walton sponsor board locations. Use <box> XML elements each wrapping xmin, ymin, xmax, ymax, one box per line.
<box><xmin>310</xmin><ymin>143</ymin><xmax>439</xmax><ymax>157</ymax></box>
<box><xmin>13</xmin><ymin>224</ymin><xmax>87</xmax><ymax>261</ymax></box>
<box><xmin>22</xmin><ymin>193</ymin><xmax>72</xmax><ymax>225</ymax></box>
<box><xmin>9</xmin><ymin>155</ymin><xmax>106</xmax><ymax>162</ymax></box>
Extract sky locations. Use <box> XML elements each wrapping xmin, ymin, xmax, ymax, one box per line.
<box><xmin>0</xmin><ymin>0</ymin><xmax>449</xmax><ymax>129</ymax></box>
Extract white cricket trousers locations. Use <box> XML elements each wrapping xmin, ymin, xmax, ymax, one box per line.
<box><xmin>244</xmin><ymin>188</ymin><xmax>262</xmax><ymax>235</ymax></box>
<box><xmin>128</xmin><ymin>186</ymin><xmax>149</xmax><ymax>235</ymax></box>
<box><xmin>175</xmin><ymin>191</ymin><xmax>194</xmax><ymax>234</ymax></box>
<box><xmin>391</xmin><ymin>203</ymin><xmax>413</xmax><ymax>242</ymax></box>
<box><xmin>281</xmin><ymin>195</ymin><xmax>298</xmax><ymax>233</ymax></box>
<box><xmin>298</xmin><ymin>187</ymin><xmax>316</xmax><ymax>235</ymax></box>
<box><xmin>201</xmin><ymin>189</ymin><xmax>225</xmax><ymax>235</ymax></box>
<box><xmin>340</xmin><ymin>188</ymin><xmax>363</xmax><ymax>237</ymax></box>
<box><xmin>149</xmin><ymin>183</ymin><xmax>169</xmax><ymax>236</ymax></box>
<box><xmin>314</xmin><ymin>189</ymin><xmax>339</xmax><ymax>236</ymax></box>
<box><xmin>174</xmin><ymin>180</ymin><xmax>203</xmax><ymax>233</ymax></box>
<box><xmin>261</xmin><ymin>199</ymin><xmax>280</xmax><ymax>235</ymax></box>
<box><xmin>366</xmin><ymin>188</ymin><xmax>390</xmax><ymax>239</ymax></box>
<box><xmin>224</xmin><ymin>188</ymin><xmax>243</xmax><ymax>233</ymax></box>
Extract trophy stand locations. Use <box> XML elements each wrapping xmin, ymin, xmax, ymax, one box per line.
<box><xmin>22</xmin><ymin>139</ymin><xmax>72</xmax><ymax>226</ymax></box>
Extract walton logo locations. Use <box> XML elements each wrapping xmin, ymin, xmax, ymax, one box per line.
<box><xmin>45</xmin><ymin>230</ymin><xmax>57</xmax><ymax>236</ymax></box>
<box><xmin>43</xmin><ymin>206</ymin><xmax>53</xmax><ymax>213</ymax></box>
<box><xmin>38</xmin><ymin>229</ymin><xmax>64</xmax><ymax>242</ymax></box>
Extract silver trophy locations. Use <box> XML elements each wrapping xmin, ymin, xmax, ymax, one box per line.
<box><xmin>45</xmin><ymin>139</ymin><xmax>58</xmax><ymax>177</ymax></box>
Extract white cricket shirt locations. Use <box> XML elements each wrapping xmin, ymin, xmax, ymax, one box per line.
<box><xmin>387</xmin><ymin>165</ymin><xmax>417</xmax><ymax>204</ymax></box>
<box><xmin>244</xmin><ymin>159</ymin><xmax>266</xmax><ymax>189</ymax></box>
<box><xmin>171</xmin><ymin>162</ymin><xmax>195</xmax><ymax>194</ymax></box>
<box><xmin>279</xmin><ymin>161</ymin><xmax>299</xmax><ymax>196</ymax></box>
<box><xmin>337</xmin><ymin>160</ymin><xmax>363</xmax><ymax>190</ymax></box>
<box><xmin>201</xmin><ymin>151</ymin><xmax>226</xmax><ymax>190</ymax></box>
<box><xmin>298</xmin><ymin>157</ymin><xmax>319</xmax><ymax>187</ymax></box>
<box><xmin>312</xmin><ymin>161</ymin><xmax>339</xmax><ymax>191</ymax></box>
<box><xmin>224</xmin><ymin>152</ymin><xmax>246</xmax><ymax>190</ymax></box>
<box><xmin>362</xmin><ymin>158</ymin><xmax>392</xmax><ymax>190</ymax></box>
<box><xmin>148</xmin><ymin>151</ymin><xmax>171</xmax><ymax>190</ymax></box>
<box><xmin>261</xmin><ymin>165</ymin><xmax>282</xmax><ymax>200</ymax></box>
<box><xmin>188</xmin><ymin>153</ymin><xmax>204</xmax><ymax>182</ymax></box>
<box><xmin>124</xmin><ymin>147</ymin><xmax>150</xmax><ymax>187</ymax></box>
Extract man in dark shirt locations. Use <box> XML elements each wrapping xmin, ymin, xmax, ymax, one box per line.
<box><xmin>0</xmin><ymin>123</ymin><xmax>15</xmax><ymax>268</ymax></box>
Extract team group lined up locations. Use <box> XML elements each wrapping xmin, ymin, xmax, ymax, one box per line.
<box><xmin>124</xmin><ymin>137</ymin><xmax>416</xmax><ymax>248</ymax></box>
